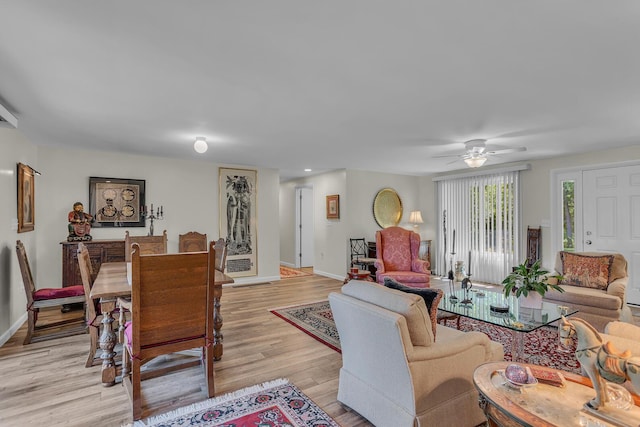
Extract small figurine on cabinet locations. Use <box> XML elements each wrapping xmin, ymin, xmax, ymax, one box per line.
<box><xmin>67</xmin><ymin>202</ymin><xmax>93</xmax><ymax>241</ymax></box>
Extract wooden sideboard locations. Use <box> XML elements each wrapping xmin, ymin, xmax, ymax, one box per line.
<box><xmin>60</xmin><ymin>239</ymin><xmax>125</xmax><ymax>287</ymax></box>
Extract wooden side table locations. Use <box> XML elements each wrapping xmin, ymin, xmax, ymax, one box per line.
<box><xmin>344</xmin><ymin>269</ymin><xmax>375</xmax><ymax>284</ymax></box>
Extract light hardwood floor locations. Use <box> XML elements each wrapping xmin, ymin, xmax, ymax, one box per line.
<box><xmin>0</xmin><ymin>271</ymin><xmax>372</xmax><ymax>427</ymax></box>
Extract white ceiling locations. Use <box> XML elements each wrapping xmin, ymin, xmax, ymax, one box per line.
<box><xmin>1</xmin><ymin>1</ymin><xmax>639</xmax><ymax>181</ymax></box>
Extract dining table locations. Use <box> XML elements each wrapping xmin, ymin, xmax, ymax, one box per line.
<box><xmin>90</xmin><ymin>261</ymin><xmax>234</xmax><ymax>387</ymax></box>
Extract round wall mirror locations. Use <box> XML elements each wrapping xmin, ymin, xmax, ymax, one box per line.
<box><xmin>373</xmin><ymin>188</ymin><xmax>403</xmax><ymax>228</ymax></box>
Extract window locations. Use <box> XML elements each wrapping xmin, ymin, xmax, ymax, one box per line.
<box><xmin>561</xmin><ymin>179</ymin><xmax>576</xmax><ymax>251</ymax></box>
<box><xmin>435</xmin><ymin>166</ymin><xmax>525</xmax><ymax>284</ymax></box>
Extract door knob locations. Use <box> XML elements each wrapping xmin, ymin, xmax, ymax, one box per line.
<box><xmin>585</xmin><ymin>240</ymin><xmax>592</xmax><ymax>245</ymax></box>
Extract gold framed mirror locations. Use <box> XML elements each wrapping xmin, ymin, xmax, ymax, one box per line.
<box><xmin>373</xmin><ymin>188</ymin><xmax>403</xmax><ymax>228</ymax></box>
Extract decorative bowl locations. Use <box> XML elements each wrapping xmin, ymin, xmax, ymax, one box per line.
<box><xmin>502</xmin><ymin>364</ymin><xmax>538</xmax><ymax>389</ymax></box>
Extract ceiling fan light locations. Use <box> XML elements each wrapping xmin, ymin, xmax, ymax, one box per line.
<box><xmin>464</xmin><ymin>156</ymin><xmax>487</xmax><ymax>168</ymax></box>
<box><xmin>194</xmin><ymin>137</ymin><xmax>208</xmax><ymax>154</ymax></box>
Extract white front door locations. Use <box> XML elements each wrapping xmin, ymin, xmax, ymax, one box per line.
<box><xmin>583</xmin><ymin>165</ymin><xmax>640</xmax><ymax>305</ymax></box>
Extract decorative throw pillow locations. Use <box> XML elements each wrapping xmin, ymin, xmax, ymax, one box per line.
<box><xmin>384</xmin><ymin>277</ymin><xmax>443</xmax><ymax>339</ymax></box>
<box><xmin>560</xmin><ymin>251</ymin><xmax>614</xmax><ymax>290</ymax></box>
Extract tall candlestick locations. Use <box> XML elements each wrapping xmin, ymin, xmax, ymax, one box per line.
<box><xmin>452</xmin><ymin>229</ymin><xmax>456</xmax><ymax>254</ymax></box>
<box><xmin>468</xmin><ymin>250</ymin><xmax>472</xmax><ymax>276</ymax></box>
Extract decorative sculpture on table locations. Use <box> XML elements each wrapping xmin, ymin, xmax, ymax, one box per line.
<box><xmin>461</xmin><ymin>251</ymin><xmax>473</xmax><ymax>305</ymax></box>
<box><xmin>559</xmin><ymin>316</ymin><xmax>640</xmax><ymax>411</ymax></box>
<box><xmin>67</xmin><ymin>202</ymin><xmax>93</xmax><ymax>241</ymax></box>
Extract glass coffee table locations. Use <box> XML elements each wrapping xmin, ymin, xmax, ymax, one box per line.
<box><xmin>439</xmin><ymin>288</ymin><xmax>578</xmax><ymax>363</ymax></box>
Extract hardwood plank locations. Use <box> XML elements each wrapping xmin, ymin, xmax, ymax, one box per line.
<box><xmin>0</xmin><ymin>273</ymin><xmax>373</xmax><ymax>426</ymax></box>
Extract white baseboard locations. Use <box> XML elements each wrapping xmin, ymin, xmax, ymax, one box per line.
<box><xmin>312</xmin><ymin>269</ymin><xmax>344</xmax><ymax>281</ymax></box>
<box><xmin>0</xmin><ymin>313</ymin><xmax>26</xmax><ymax>348</ymax></box>
<box><xmin>280</xmin><ymin>261</ymin><xmax>296</xmax><ymax>268</ymax></box>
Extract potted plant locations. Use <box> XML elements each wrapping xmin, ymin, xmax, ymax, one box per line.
<box><xmin>502</xmin><ymin>260</ymin><xmax>564</xmax><ymax>308</ymax></box>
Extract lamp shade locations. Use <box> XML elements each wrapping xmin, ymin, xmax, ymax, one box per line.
<box><xmin>194</xmin><ymin>137</ymin><xmax>208</xmax><ymax>154</ymax></box>
<box><xmin>409</xmin><ymin>210</ymin><xmax>424</xmax><ymax>224</ymax></box>
<box><xmin>464</xmin><ymin>156</ymin><xmax>487</xmax><ymax>168</ymax></box>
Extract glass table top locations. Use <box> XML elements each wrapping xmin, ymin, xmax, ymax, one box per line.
<box><xmin>439</xmin><ymin>288</ymin><xmax>578</xmax><ymax>333</ymax></box>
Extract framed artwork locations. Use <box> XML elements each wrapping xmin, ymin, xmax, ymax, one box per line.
<box><xmin>326</xmin><ymin>194</ymin><xmax>340</xmax><ymax>219</ymax></box>
<box><xmin>89</xmin><ymin>177</ymin><xmax>146</xmax><ymax>227</ymax></box>
<box><xmin>17</xmin><ymin>163</ymin><xmax>35</xmax><ymax>233</ymax></box>
<box><xmin>219</xmin><ymin>168</ymin><xmax>257</xmax><ymax>278</ymax></box>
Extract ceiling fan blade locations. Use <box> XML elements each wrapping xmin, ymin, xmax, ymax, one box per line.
<box><xmin>433</xmin><ymin>154</ymin><xmax>462</xmax><ymax>159</ymax></box>
<box><xmin>486</xmin><ymin>147</ymin><xmax>527</xmax><ymax>155</ymax></box>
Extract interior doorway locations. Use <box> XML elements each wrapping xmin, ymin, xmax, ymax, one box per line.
<box><xmin>295</xmin><ymin>186</ymin><xmax>314</xmax><ymax>268</ymax></box>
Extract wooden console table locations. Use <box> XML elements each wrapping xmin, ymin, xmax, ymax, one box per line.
<box><xmin>474</xmin><ymin>361</ymin><xmax>640</xmax><ymax>427</ymax></box>
<box><xmin>61</xmin><ymin>239</ymin><xmax>125</xmax><ymax>287</ymax></box>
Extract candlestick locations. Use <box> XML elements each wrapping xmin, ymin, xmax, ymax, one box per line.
<box><xmin>452</xmin><ymin>229</ymin><xmax>456</xmax><ymax>254</ymax></box>
<box><xmin>140</xmin><ymin>202</ymin><xmax>165</xmax><ymax>236</ymax></box>
<box><xmin>468</xmin><ymin>250</ymin><xmax>472</xmax><ymax>276</ymax></box>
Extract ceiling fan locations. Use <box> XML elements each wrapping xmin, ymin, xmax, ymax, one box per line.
<box><xmin>435</xmin><ymin>139</ymin><xmax>526</xmax><ymax>168</ymax></box>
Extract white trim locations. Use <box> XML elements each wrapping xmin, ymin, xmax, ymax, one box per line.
<box><xmin>432</xmin><ymin>163</ymin><xmax>530</xmax><ymax>182</ymax></box>
<box><xmin>0</xmin><ymin>313</ymin><xmax>27</xmax><ymax>347</ymax></box>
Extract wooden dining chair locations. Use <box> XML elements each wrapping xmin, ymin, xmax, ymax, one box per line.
<box><xmin>124</xmin><ymin>230</ymin><xmax>168</xmax><ymax>262</ymax></box>
<box><xmin>76</xmin><ymin>242</ymin><xmax>107</xmax><ymax>367</ymax></box>
<box><xmin>16</xmin><ymin>240</ymin><xmax>86</xmax><ymax>345</ymax></box>
<box><xmin>178</xmin><ymin>231</ymin><xmax>207</xmax><ymax>252</ymax></box>
<box><xmin>121</xmin><ymin>242</ymin><xmax>216</xmax><ymax>420</ymax></box>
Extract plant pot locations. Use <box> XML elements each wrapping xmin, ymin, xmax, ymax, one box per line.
<box><xmin>518</xmin><ymin>292</ymin><xmax>543</xmax><ymax>309</ymax></box>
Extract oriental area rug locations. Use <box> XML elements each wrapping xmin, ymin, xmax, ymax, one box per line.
<box><xmin>132</xmin><ymin>378</ymin><xmax>339</xmax><ymax>427</ymax></box>
<box><xmin>271</xmin><ymin>300</ymin><xmax>582</xmax><ymax>374</ymax></box>
<box><xmin>280</xmin><ymin>266</ymin><xmax>312</xmax><ymax>279</ymax></box>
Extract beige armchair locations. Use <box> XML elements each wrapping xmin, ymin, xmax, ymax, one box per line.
<box><xmin>329</xmin><ymin>281</ymin><xmax>503</xmax><ymax>427</ymax></box>
<box><xmin>543</xmin><ymin>251</ymin><xmax>632</xmax><ymax>332</ymax></box>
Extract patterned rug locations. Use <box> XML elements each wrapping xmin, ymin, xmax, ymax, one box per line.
<box><xmin>271</xmin><ymin>300</ymin><xmax>581</xmax><ymax>373</ymax></box>
<box><xmin>133</xmin><ymin>378</ymin><xmax>339</xmax><ymax>427</ymax></box>
<box><xmin>280</xmin><ymin>266</ymin><xmax>312</xmax><ymax>279</ymax></box>
<box><xmin>270</xmin><ymin>301</ymin><xmax>341</xmax><ymax>353</ymax></box>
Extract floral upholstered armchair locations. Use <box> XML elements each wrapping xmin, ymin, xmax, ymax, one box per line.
<box><xmin>375</xmin><ymin>226</ymin><xmax>430</xmax><ymax>288</ymax></box>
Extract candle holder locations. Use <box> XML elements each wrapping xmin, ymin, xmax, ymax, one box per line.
<box><xmin>448</xmin><ymin>252</ymin><xmax>458</xmax><ymax>301</ymax></box>
<box><xmin>141</xmin><ymin>203</ymin><xmax>164</xmax><ymax>236</ymax></box>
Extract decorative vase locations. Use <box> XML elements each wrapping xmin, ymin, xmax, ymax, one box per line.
<box><xmin>454</xmin><ymin>261</ymin><xmax>465</xmax><ymax>282</ymax></box>
<box><xmin>518</xmin><ymin>292</ymin><xmax>543</xmax><ymax>309</ymax></box>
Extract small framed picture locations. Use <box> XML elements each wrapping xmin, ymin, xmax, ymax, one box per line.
<box><xmin>326</xmin><ymin>194</ymin><xmax>340</xmax><ymax>219</ymax></box>
<box><xmin>17</xmin><ymin>163</ymin><xmax>35</xmax><ymax>233</ymax></box>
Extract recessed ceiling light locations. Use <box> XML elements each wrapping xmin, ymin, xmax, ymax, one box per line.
<box><xmin>304</xmin><ymin>169</ymin><xmax>312</xmax><ymax>172</ymax></box>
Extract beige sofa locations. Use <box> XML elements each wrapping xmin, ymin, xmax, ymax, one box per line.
<box><xmin>329</xmin><ymin>280</ymin><xmax>503</xmax><ymax>427</ymax></box>
<box><xmin>543</xmin><ymin>251</ymin><xmax>632</xmax><ymax>332</ymax></box>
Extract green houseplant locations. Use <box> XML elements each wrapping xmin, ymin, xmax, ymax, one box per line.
<box><xmin>502</xmin><ymin>259</ymin><xmax>564</xmax><ymax>299</ymax></box>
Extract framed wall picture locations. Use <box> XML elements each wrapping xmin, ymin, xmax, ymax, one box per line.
<box><xmin>89</xmin><ymin>177</ymin><xmax>146</xmax><ymax>227</ymax></box>
<box><xmin>219</xmin><ymin>167</ymin><xmax>257</xmax><ymax>278</ymax></box>
<box><xmin>326</xmin><ymin>194</ymin><xmax>340</xmax><ymax>219</ymax></box>
<box><xmin>17</xmin><ymin>163</ymin><xmax>35</xmax><ymax>233</ymax></box>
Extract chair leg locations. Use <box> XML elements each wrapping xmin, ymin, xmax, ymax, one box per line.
<box><xmin>132</xmin><ymin>357</ymin><xmax>142</xmax><ymax>421</ymax></box>
<box><xmin>204</xmin><ymin>346</ymin><xmax>215</xmax><ymax>398</ymax></box>
<box><xmin>86</xmin><ymin>325</ymin><xmax>99</xmax><ymax>368</ymax></box>
<box><xmin>23</xmin><ymin>310</ymin><xmax>36</xmax><ymax>345</ymax></box>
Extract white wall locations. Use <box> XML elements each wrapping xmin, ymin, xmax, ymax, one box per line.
<box><xmin>35</xmin><ymin>146</ymin><xmax>281</xmax><ymax>287</ymax></box>
<box><xmin>0</xmin><ymin>128</ymin><xmax>37</xmax><ymax>339</ymax></box>
<box><xmin>280</xmin><ymin>169</ymin><xmax>422</xmax><ymax>279</ymax></box>
<box><xmin>0</xmin><ymin>140</ymin><xmax>281</xmax><ymax>344</ymax></box>
<box><xmin>279</xmin><ymin>180</ymin><xmax>297</xmax><ymax>266</ymax></box>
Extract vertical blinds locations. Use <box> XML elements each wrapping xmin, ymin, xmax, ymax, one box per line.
<box><xmin>436</xmin><ymin>170</ymin><xmax>521</xmax><ymax>285</ymax></box>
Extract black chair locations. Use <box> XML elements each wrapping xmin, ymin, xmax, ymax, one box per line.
<box><xmin>349</xmin><ymin>238</ymin><xmax>376</xmax><ymax>273</ymax></box>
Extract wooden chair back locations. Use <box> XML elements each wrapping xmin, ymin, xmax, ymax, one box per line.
<box><xmin>16</xmin><ymin>240</ymin><xmax>36</xmax><ymax>308</ymax></box>
<box><xmin>124</xmin><ymin>230</ymin><xmax>167</xmax><ymax>261</ymax></box>
<box><xmin>124</xmin><ymin>242</ymin><xmax>216</xmax><ymax>419</ymax></box>
<box><xmin>213</xmin><ymin>238</ymin><xmax>227</xmax><ymax>272</ymax></box>
<box><xmin>179</xmin><ymin>231</ymin><xmax>207</xmax><ymax>253</ymax></box>
<box><xmin>77</xmin><ymin>243</ymin><xmax>95</xmax><ymax>309</ymax></box>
